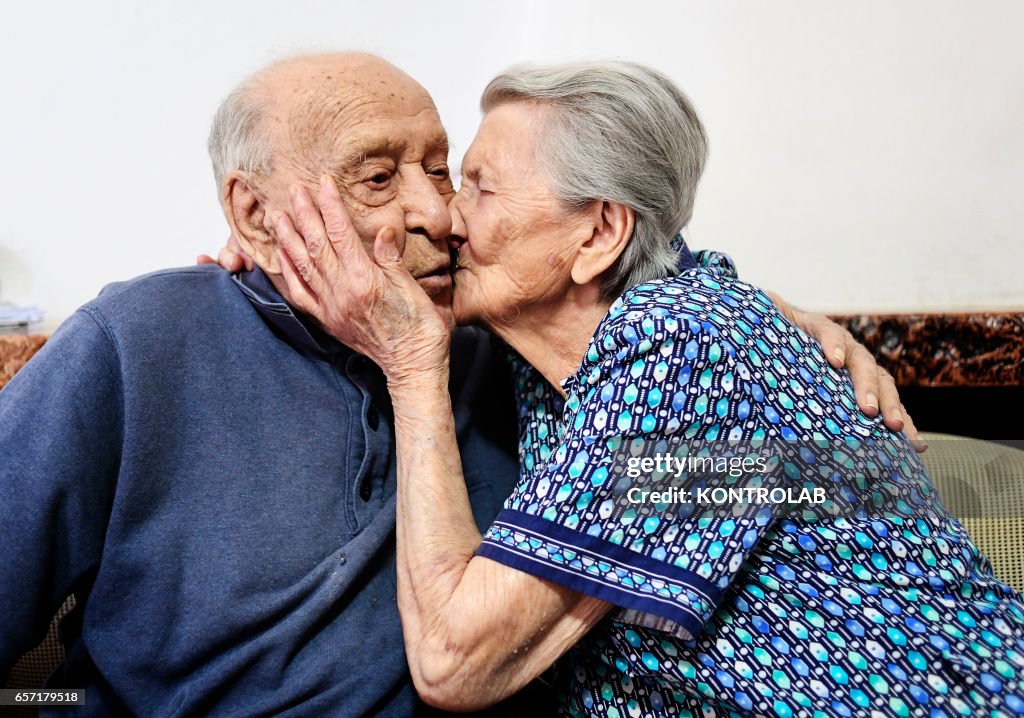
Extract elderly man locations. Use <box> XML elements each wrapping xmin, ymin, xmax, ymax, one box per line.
<box><xmin>1</xmin><ymin>52</ymin><xmax>911</xmax><ymax>716</ymax></box>
<box><xmin>0</xmin><ymin>53</ymin><xmax>524</xmax><ymax>717</ymax></box>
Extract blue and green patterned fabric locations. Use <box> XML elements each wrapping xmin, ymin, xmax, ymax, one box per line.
<box><xmin>476</xmin><ymin>247</ymin><xmax>1024</xmax><ymax>716</ymax></box>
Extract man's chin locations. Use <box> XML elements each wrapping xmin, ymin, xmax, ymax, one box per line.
<box><xmin>419</xmin><ymin>280</ymin><xmax>456</xmax><ymax>331</ymax></box>
<box><xmin>435</xmin><ymin>304</ymin><xmax>456</xmax><ymax>332</ymax></box>
<box><xmin>426</xmin><ymin>275</ymin><xmax>478</xmax><ymax>329</ymax></box>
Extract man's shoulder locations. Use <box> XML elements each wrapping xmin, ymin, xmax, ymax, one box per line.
<box><xmin>82</xmin><ymin>264</ymin><xmax>247</xmax><ymax>332</ymax></box>
<box><xmin>90</xmin><ymin>264</ymin><xmax>234</xmax><ymax>305</ymax></box>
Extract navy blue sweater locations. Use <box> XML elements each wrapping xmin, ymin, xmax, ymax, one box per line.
<box><xmin>0</xmin><ymin>265</ymin><xmax>523</xmax><ymax>716</ymax></box>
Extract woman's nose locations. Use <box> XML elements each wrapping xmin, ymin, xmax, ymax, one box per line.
<box><xmin>447</xmin><ymin>192</ymin><xmax>467</xmax><ymax>248</ymax></box>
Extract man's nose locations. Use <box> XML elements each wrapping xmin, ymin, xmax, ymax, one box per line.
<box><xmin>403</xmin><ymin>170</ymin><xmax>452</xmax><ymax>240</ymax></box>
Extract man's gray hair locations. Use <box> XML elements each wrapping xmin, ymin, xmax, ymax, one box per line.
<box><xmin>481</xmin><ymin>61</ymin><xmax>708</xmax><ymax>299</ymax></box>
<box><xmin>208</xmin><ymin>74</ymin><xmax>274</xmax><ymax>193</ymax></box>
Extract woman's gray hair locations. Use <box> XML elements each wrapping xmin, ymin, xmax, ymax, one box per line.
<box><xmin>208</xmin><ymin>75</ymin><xmax>274</xmax><ymax>193</ymax></box>
<box><xmin>481</xmin><ymin>61</ymin><xmax>708</xmax><ymax>299</ymax></box>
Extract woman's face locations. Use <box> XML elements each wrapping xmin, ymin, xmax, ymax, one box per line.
<box><xmin>449</xmin><ymin>102</ymin><xmax>593</xmax><ymax>328</ymax></box>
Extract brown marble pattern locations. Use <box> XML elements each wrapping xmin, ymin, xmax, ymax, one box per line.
<box><xmin>832</xmin><ymin>313</ymin><xmax>1024</xmax><ymax>387</ymax></box>
<box><xmin>0</xmin><ymin>335</ymin><xmax>48</xmax><ymax>390</ymax></box>
<box><xmin>1</xmin><ymin>314</ymin><xmax>1021</xmax><ymax>392</ymax></box>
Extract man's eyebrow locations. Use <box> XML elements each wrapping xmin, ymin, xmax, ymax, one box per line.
<box><xmin>425</xmin><ymin>132</ymin><xmax>450</xmax><ymax>156</ymax></box>
<box><xmin>334</xmin><ymin>133</ymin><xmax>450</xmax><ymax>169</ymax></box>
<box><xmin>335</xmin><ymin>139</ymin><xmax>405</xmax><ymax>168</ymax></box>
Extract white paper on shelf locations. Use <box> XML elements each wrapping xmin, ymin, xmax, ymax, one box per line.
<box><xmin>0</xmin><ymin>304</ymin><xmax>45</xmax><ymax>326</ymax></box>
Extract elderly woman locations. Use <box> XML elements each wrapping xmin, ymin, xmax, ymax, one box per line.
<box><xmin>269</xmin><ymin>63</ymin><xmax>1024</xmax><ymax>716</ymax></box>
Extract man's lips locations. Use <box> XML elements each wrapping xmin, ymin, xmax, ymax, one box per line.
<box><xmin>415</xmin><ymin>265</ymin><xmax>453</xmax><ymax>295</ymax></box>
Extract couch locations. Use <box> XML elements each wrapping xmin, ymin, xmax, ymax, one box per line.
<box><xmin>2</xmin><ymin>316</ymin><xmax>1022</xmax><ymax>712</ymax></box>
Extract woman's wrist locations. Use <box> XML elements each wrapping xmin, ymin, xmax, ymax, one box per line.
<box><xmin>386</xmin><ymin>363</ymin><xmax>450</xmax><ymax>398</ymax></box>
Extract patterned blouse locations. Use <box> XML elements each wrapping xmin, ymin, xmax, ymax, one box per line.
<box><xmin>476</xmin><ymin>251</ymin><xmax>1024</xmax><ymax>717</ymax></box>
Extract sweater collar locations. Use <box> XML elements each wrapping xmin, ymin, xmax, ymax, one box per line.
<box><xmin>231</xmin><ymin>267</ymin><xmax>351</xmax><ymax>360</ymax></box>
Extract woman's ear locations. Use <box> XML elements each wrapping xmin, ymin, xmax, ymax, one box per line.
<box><xmin>570</xmin><ymin>201</ymin><xmax>634</xmax><ymax>286</ymax></box>
<box><xmin>221</xmin><ymin>171</ymin><xmax>279</xmax><ymax>273</ymax></box>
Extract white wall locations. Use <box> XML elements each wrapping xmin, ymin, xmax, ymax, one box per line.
<box><xmin>1</xmin><ymin>0</ymin><xmax>1021</xmax><ymax>331</ymax></box>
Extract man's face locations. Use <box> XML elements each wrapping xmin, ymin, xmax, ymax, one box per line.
<box><xmin>255</xmin><ymin>57</ymin><xmax>455</xmax><ymax>319</ymax></box>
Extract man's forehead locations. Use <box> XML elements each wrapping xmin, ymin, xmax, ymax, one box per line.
<box><xmin>259</xmin><ymin>54</ymin><xmax>443</xmax><ymax>159</ymax></box>
<box><xmin>265</xmin><ymin>52</ymin><xmax>424</xmax><ymax>101</ymax></box>
<box><xmin>286</xmin><ymin>85</ymin><xmax>445</xmax><ymax>162</ymax></box>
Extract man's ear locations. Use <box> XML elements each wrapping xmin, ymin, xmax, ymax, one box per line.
<box><xmin>222</xmin><ymin>171</ymin><xmax>279</xmax><ymax>273</ymax></box>
<box><xmin>570</xmin><ymin>201</ymin><xmax>634</xmax><ymax>286</ymax></box>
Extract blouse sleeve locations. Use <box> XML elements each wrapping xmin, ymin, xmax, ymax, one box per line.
<box><xmin>477</xmin><ymin>286</ymin><xmax>788</xmax><ymax>640</ymax></box>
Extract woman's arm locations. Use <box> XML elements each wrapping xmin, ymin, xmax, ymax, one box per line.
<box><xmin>271</xmin><ymin>176</ymin><xmax>609</xmax><ymax>710</ymax></box>
<box><xmin>387</xmin><ymin>370</ymin><xmax>609</xmax><ymax>709</ymax></box>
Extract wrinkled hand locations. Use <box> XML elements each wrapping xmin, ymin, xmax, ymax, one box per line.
<box><xmin>196</xmin><ymin>234</ymin><xmax>254</xmax><ymax>273</ymax></box>
<box><xmin>272</xmin><ymin>175</ymin><xmax>452</xmax><ymax>386</ymax></box>
<box><xmin>766</xmin><ymin>291</ymin><xmax>926</xmax><ymax>453</ymax></box>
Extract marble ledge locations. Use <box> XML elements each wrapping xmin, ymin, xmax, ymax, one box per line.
<box><xmin>2</xmin><ymin>312</ymin><xmax>1022</xmax><ymax>390</ymax></box>
<box><xmin>832</xmin><ymin>312</ymin><xmax>1024</xmax><ymax>388</ymax></box>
